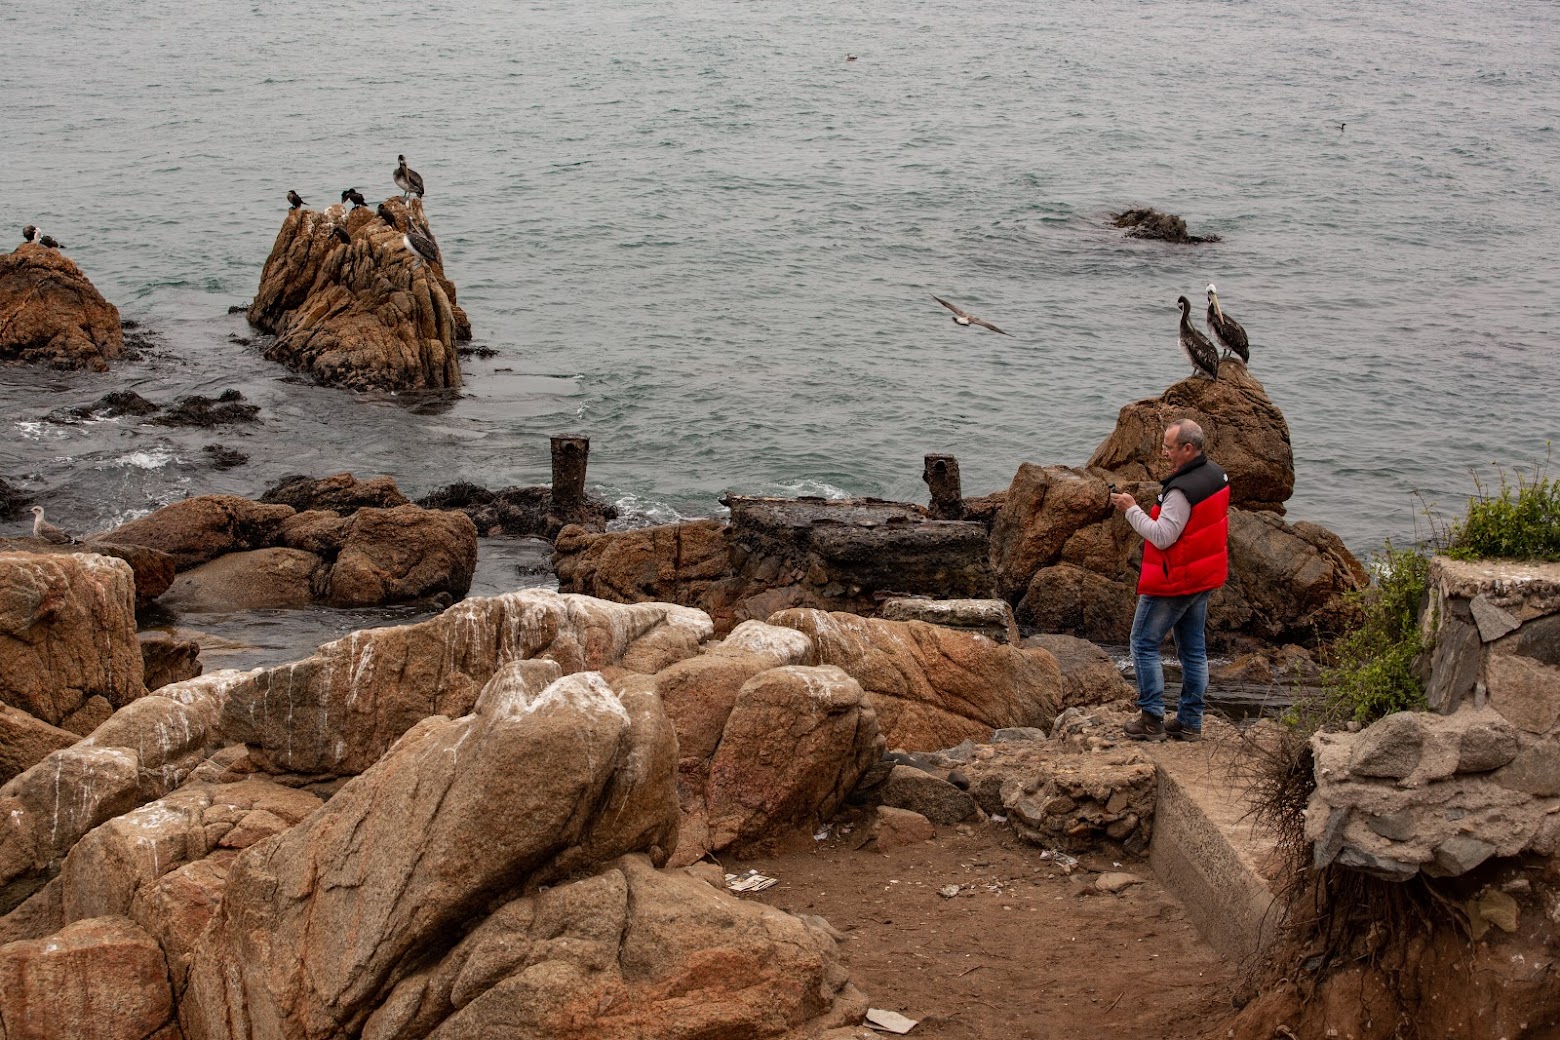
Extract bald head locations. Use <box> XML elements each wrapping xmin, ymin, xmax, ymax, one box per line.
<box><xmin>1166</xmin><ymin>419</ymin><xmax>1205</xmax><ymax>452</ymax></box>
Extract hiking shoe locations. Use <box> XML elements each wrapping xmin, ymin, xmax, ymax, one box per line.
<box><xmin>1123</xmin><ymin>711</ymin><xmax>1166</xmax><ymax>742</ymax></box>
<box><xmin>1165</xmin><ymin>717</ymin><xmax>1202</xmax><ymax>742</ymax></box>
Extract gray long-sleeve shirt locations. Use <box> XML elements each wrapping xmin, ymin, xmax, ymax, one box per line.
<box><xmin>1125</xmin><ymin>489</ymin><xmax>1191</xmax><ymax>551</ymax></box>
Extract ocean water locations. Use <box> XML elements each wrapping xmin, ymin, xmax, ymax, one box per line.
<box><xmin>5</xmin><ymin>0</ymin><xmax>1559</xmax><ymax>563</ymax></box>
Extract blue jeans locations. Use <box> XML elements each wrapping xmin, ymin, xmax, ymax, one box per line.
<box><xmin>1130</xmin><ymin>590</ymin><xmax>1211</xmax><ymax>730</ymax></box>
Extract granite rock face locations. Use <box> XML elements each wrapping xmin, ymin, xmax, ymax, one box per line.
<box><xmin>248</xmin><ymin>197</ymin><xmax>468</xmax><ymax>391</ymax></box>
<box><xmin>0</xmin><ymin>242</ymin><xmax>124</xmax><ymax>370</ymax></box>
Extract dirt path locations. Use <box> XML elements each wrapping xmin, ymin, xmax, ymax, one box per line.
<box><xmin>743</xmin><ymin>815</ymin><xmax>1236</xmax><ymax>1040</ymax></box>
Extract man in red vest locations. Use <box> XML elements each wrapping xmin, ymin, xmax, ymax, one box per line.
<box><xmin>1108</xmin><ymin>419</ymin><xmax>1230</xmax><ymax>741</ymax></box>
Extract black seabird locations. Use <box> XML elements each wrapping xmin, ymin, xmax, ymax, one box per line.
<box><xmin>394</xmin><ymin>155</ymin><xmax>426</xmax><ymax>199</ymax></box>
<box><xmin>287</xmin><ymin>190</ymin><xmax>307</xmax><ymax>209</ymax></box>
<box><xmin>30</xmin><ymin>505</ymin><xmax>77</xmax><ymax>545</ymax></box>
<box><xmin>331</xmin><ymin>225</ymin><xmax>352</xmax><ymax>245</ymax></box>
<box><xmin>1204</xmin><ymin>283</ymin><xmax>1249</xmax><ymax>364</ymax></box>
<box><xmin>931</xmin><ymin>294</ymin><xmax>1010</xmax><ymax>335</ymax></box>
<box><xmin>341</xmin><ymin>187</ymin><xmax>367</xmax><ymax>208</ymax></box>
<box><xmin>1177</xmin><ymin>296</ymin><xmax>1220</xmax><ymax>380</ymax></box>
<box><xmin>21</xmin><ymin>225</ymin><xmax>63</xmax><ymax>248</ymax></box>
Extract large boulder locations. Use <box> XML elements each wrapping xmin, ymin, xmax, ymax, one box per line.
<box><xmin>767</xmin><ymin>608</ymin><xmax>1064</xmax><ymax>750</ymax></box>
<box><xmin>1087</xmin><ymin>362</ymin><xmax>1294</xmax><ymax>512</ymax></box>
<box><xmin>0</xmin><ymin>539</ymin><xmax>179</xmax><ymax>610</ymax></box>
<box><xmin>358</xmin><ymin>854</ymin><xmax>865</xmax><ymax>1040</ymax></box>
<box><xmin>259</xmin><ymin>472</ymin><xmax>411</xmax><ymax>514</ymax></box>
<box><xmin>98</xmin><ymin>494</ymin><xmax>296</xmax><ymax>571</ymax></box>
<box><xmin>320</xmin><ymin>504</ymin><xmax>478</xmax><ymax>607</ymax></box>
<box><xmin>0</xmin><ymin>551</ymin><xmax>144</xmax><ymax>726</ymax></box>
<box><xmin>0</xmin><ymin>915</ymin><xmax>176</xmax><ymax>1040</ymax></box>
<box><xmin>161</xmin><ymin>547</ymin><xmax>323</xmax><ymax>611</ymax></box>
<box><xmin>0</xmin><ymin>703</ymin><xmax>77</xmax><ymax>785</ymax></box>
<box><xmin>249</xmin><ymin>198</ymin><xmax>467</xmax><ymax>391</ymax></box>
<box><xmin>181</xmin><ymin>670</ymin><xmax>681</xmax><ymax>1040</ymax></box>
<box><xmin>554</xmin><ymin>518</ymin><xmax>733</xmax><ymax>611</ymax></box>
<box><xmin>218</xmin><ymin>590</ymin><xmax>713</xmax><ymax>776</ymax></box>
<box><xmin>0</xmin><ymin>243</ymin><xmax>124</xmax><ymax>370</ymax></box>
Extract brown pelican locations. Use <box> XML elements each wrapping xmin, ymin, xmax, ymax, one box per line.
<box><xmin>931</xmin><ymin>294</ymin><xmax>1010</xmax><ymax>335</ymax></box>
<box><xmin>1205</xmin><ymin>283</ymin><xmax>1249</xmax><ymax>363</ymax></box>
<box><xmin>341</xmin><ymin>187</ymin><xmax>367</xmax><ymax>208</ymax></box>
<box><xmin>1177</xmin><ymin>296</ymin><xmax>1219</xmax><ymax>380</ymax></box>
<box><xmin>21</xmin><ymin>225</ymin><xmax>63</xmax><ymax>248</ymax></box>
<box><xmin>394</xmin><ymin>155</ymin><xmax>426</xmax><ymax>199</ymax></box>
<box><xmin>287</xmin><ymin>190</ymin><xmax>307</xmax><ymax>209</ymax></box>
<box><xmin>30</xmin><ymin>505</ymin><xmax>76</xmax><ymax>544</ymax></box>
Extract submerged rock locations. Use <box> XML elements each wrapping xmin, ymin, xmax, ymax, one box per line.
<box><xmin>0</xmin><ymin>243</ymin><xmax>124</xmax><ymax>370</ymax></box>
<box><xmin>248</xmin><ymin>197</ymin><xmax>468</xmax><ymax>391</ymax></box>
<box><xmin>1111</xmin><ymin>207</ymin><xmax>1221</xmax><ymax>244</ymax></box>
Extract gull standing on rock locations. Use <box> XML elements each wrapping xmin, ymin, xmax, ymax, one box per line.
<box><xmin>394</xmin><ymin>155</ymin><xmax>425</xmax><ymax>199</ymax></box>
<box><xmin>931</xmin><ymin>294</ymin><xmax>1010</xmax><ymax>335</ymax></box>
<box><xmin>1177</xmin><ymin>296</ymin><xmax>1220</xmax><ymax>380</ymax></box>
<box><xmin>1204</xmin><ymin>283</ymin><xmax>1249</xmax><ymax>364</ymax></box>
<box><xmin>30</xmin><ymin>505</ymin><xmax>77</xmax><ymax>544</ymax></box>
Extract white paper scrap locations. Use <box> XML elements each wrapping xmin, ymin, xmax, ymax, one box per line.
<box><xmin>865</xmin><ymin>1008</ymin><xmax>918</xmax><ymax>1034</ymax></box>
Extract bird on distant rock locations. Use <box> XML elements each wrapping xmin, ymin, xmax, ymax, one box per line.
<box><xmin>931</xmin><ymin>294</ymin><xmax>1010</xmax><ymax>335</ymax></box>
<box><xmin>341</xmin><ymin>187</ymin><xmax>367</xmax><ymax>208</ymax></box>
<box><xmin>846</xmin><ymin>54</ymin><xmax>858</xmax><ymax>62</ymax></box>
<box><xmin>1204</xmin><ymin>283</ymin><xmax>1249</xmax><ymax>364</ymax></box>
<box><xmin>21</xmin><ymin>225</ymin><xmax>63</xmax><ymax>248</ymax></box>
<box><xmin>330</xmin><ymin>225</ymin><xmax>352</xmax><ymax>245</ymax></box>
<box><xmin>394</xmin><ymin>155</ymin><xmax>425</xmax><ymax>199</ymax></box>
<box><xmin>1177</xmin><ymin>296</ymin><xmax>1220</xmax><ymax>380</ymax></box>
<box><xmin>287</xmin><ymin>190</ymin><xmax>307</xmax><ymax>209</ymax></box>
<box><xmin>30</xmin><ymin>505</ymin><xmax>77</xmax><ymax>545</ymax></box>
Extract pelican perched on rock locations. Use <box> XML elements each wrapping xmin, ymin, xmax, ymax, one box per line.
<box><xmin>21</xmin><ymin>225</ymin><xmax>63</xmax><ymax>248</ymax></box>
<box><xmin>1205</xmin><ymin>283</ymin><xmax>1249</xmax><ymax>364</ymax></box>
<box><xmin>287</xmin><ymin>190</ymin><xmax>307</xmax><ymax>210</ymax></box>
<box><xmin>1177</xmin><ymin>296</ymin><xmax>1219</xmax><ymax>380</ymax></box>
<box><xmin>341</xmin><ymin>187</ymin><xmax>367</xmax><ymax>208</ymax></box>
<box><xmin>931</xmin><ymin>294</ymin><xmax>1010</xmax><ymax>335</ymax></box>
<box><xmin>394</xmin><ymin>155</ymin><xmax>425</xmax><ymax>199</ymax></box>
<box><xmin>30</xmin><ymin>505</ymin><xmax>77</xmax><ymax>544</ymax></box>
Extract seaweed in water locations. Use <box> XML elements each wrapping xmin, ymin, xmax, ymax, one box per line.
<box><xmin>202</xmin><ymin>444</ymin><xmax>250</xmax><ymax>470</ymax></box>
<box><xmin>153</xmin><ymin>390</ymin><xmax>261</xmax><ymax>427</ymax></box>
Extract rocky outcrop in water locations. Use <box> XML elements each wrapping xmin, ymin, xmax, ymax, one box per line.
<box><xmin>0</xmin><ymin>242</ymin><xmax>124</xmax><ymax>370</ymax></box>
<box><xmin>260</xmin><ymin>472</ymin><xmax>410</xmax><ymax>514</ymax></box>
<box><xmin>96</xmin><ymin>487</ymin><xmax>478</xmax><ymax>611</ymax></box>
<box><xmin>418</xmin><ymin>479</ymin><xmax>620</xmax><ymax>538</ymax></box>
<box><xmin>248</xmin><ymin>197</ymin><xmax>468</xmax><ymax>391</ymax></box>
<box><xmin>1111</xmin><ymin>207</ymin><xmax>1221</xmax><ymax>244</ymax></box>
<box><xmin>0</xmin><ymin>538</ymin><xmax>177</xmax><ymax>610</ymax></box>
<box><xmin>45</xmin><ymin>388</ymin><xmax>261</xmax><ymax>428</ymax></box>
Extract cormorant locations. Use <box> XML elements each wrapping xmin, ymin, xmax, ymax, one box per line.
<box><xmin>341</xmin><ymin>187</ymin><xmax>368</xmax><ymax>208</ymax></box>
<box><xmin>331</xmin><ymin>225</ymin><xmax>352</xmax><ymax>245</ymax></box>
<box><xmin>30</xmin><ymin>505</ymin><xmax>77</xmax><ymax>545</ymax></box>
<box><xmin>931</xmin><ymin>294</ymin><xmax>1010</xmax><ymax>335</ymax></box>
<box><xmin>1177</xmin><ymin>296</ymin><xmax>1219</xmax><ymax>380</ymax></box>
<box><xmin>394</xmin><ymin>155</ymin><xmax>425</xmax><ymax>199</ymax></box>
<box><xmin>287</xmin><ymin>190</ymin><xmax>307</xmax><ymax>209</ymax></box>
<box><xmin>1204</xmin><ymin>284</ymin><xmax>1249</xmax><ymax>364</ymax></box>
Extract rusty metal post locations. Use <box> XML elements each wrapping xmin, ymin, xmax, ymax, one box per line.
<box><xmin>550</xmin><ymin>434</ymin><xmax>590</xmax><ymax>519</ymax></box>
<box><xmin>922</xmin><ymin>453</ymin><xmax>963</xmax><ymax>520</ymax></box>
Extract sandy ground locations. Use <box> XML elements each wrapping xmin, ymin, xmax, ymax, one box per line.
<box><xmin>743</xmin><ymin>812</ymin><xmax>1237</xmax><ymax>1040</ymax></box>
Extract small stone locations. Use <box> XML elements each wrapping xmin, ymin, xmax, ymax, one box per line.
<box><xmin>993</xmin><ymin>727</ymin><xmax>1048</xmax><ymax>743</ymax></box>
<box><xmin>938</xmin><ymin>884</ymin><xmax>961</xmax><ymax>899</ymax></box>
<box><xmin>1470</xmin><ymin>594</ymin><xmax>1522</xmax><ymax>643</ymax></box>
<box><xmin>1348</xmin><ymin>713</ymin><xmax>1429</xmax><ymax>779</ymax></box>
<box><xmin>1365</xmin><ymin>811</ymin><xmax>1416</xmax><ymax>842</ymax></box>
<box><xmin>1094</xmin><ymin>872</ymin><xmax>1144</xmax><ymax>894</ymax></box>
<box><xmin>1425</xmin><ymin>835</ymin><xmax>1497</xmax><ymax>877</ymax></box>
<box><xmin>1336</xmin><ymin>844</ymin><xmax>1419</xmax><ymax>881</ymax></box>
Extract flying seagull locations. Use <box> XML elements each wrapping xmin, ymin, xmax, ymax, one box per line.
<box><xmin>30</xmin><ymin>505</ymin><xmax>77</xmax><ymax>545</ymax></box>
<box><xmin>21</xmin><ymin>225</ymin><xmax>63</xmax><ymax>248</ymax></box>
<box><xmin>287</xmin><ymin>190</ymin><xmax>307</xmax><ymax>209</ymax></box>
<box><xmin>931</xmin><ymin>294</ymin><xmax>1010</xmax><ymax>335</ymax></box>
<box><xmin>1205</xmin><ymin>283</ymin><xmax>1249</xmax><ymax>364</ymax></box>
<box><xmin>394</xmin><ymin>155</ymin><xmax>426</xmax><ymax>199</ymax></box>
<box><xmin>1177</xmin><ymin>296</ymin><xmax>1220</xmax><ymax>380</ymax></box>
<box><xmin>341</xmin><ymin>187</ymin><xmax>368</xmax><ymax>208</ymax></box>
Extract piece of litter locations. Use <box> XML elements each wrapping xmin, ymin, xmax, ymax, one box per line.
<box><xmin>724</xmin><ymin>870</ymin><xmax>779</xmax><ymax>893</ymax></box>
<box><xmin>814</xmin><ymin>824</ymin><xmax>832</xmax><ymax>841</ymax></box>
<box><xmin>989</xmin><ymin>814</ymin><xmax>1007</xmax><ymax>823</ymax></box>
<box><xmin>865</xmin><ymin>1007</ymin><xmax>919</xmax><ymax>1034</ymax></box>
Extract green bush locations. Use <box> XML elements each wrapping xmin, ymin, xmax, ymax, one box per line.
<box><xmin>1443</xmin><ymin>463</ymin><xmax>1560</xmax><ymax>562</ymax></box>
<box><xmin>1309</xmin><ymin>542</ymin><xmax>1430</xmax><ymax>726</ymax></box>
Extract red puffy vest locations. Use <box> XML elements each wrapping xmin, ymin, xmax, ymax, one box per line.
<box><xmin>1137</xmin><ymin>455</ymin><xmax>1230</xmax><ymax>596</ymax></box>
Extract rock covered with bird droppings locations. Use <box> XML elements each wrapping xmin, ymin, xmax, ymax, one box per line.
<box><xmin>0</xmin><ymin>242</ymin><xmax>124</xmax><ymax>370</ymax></box>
